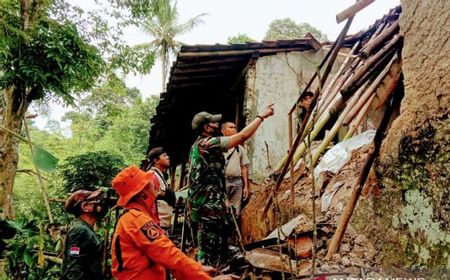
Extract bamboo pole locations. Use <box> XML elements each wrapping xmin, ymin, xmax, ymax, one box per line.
<box><xmin>341</xmin><ymin>34</ymin><xmax>401</xmax><ymax>96</ymax></box>
<box><xmin>265</xmin><ymin>17</ymin><xmax>355</xmax><ymax>213</ymax></box>
<box><xmin>361</xmin><ymin>20</ymin><xmax>399</xmax><ymax>58</ymax></box>
<box><xmin>344</xmin><ymin>93</ymin><xmax>376</xmax><ymax>140</ymax></box>
<box><xmin>317</xmin><ymin>41</ymin><xmax>361</xmax><ymax>112</ymax></box>
<box><xmin>344</xmin><ymin>58</ymin><xmax>401</xmax><ymax>139</ymax></box>
<box><xmin>343</xmin><ymin>54</ymin><xmax>397</xmax><ymax>125</ymax></box>
<box><xmin>288</xmin><ymin>35</ymin><xmax>340</xmax><ymax>116</ymax></box>
<box><xmin>23</xmin><ymin>119</ymin><xmax>54</xmax><ymax>223</ymax></box>
<box><xmin>325</xmin><ymin>86</ymin><xmax>399</xmax><ymax>258</ymax></box>
<box><xmin>310</xmin><ymin>80</ymin><xmax>370</xmax><ymax>167</ymax></box>
<box><xmin>336</xmin><ymin>0</ymin><xmax>375</xmax><ymax>23</ymax></box>
<box><xmin>288</xmin><ymin>113</ymin><xmax>295</xmax><ymax>206</ymax></box>
<box><xmin>287</xmin><ymin>80</ymin><xmax>369</xmax><ymax>172</ymax></box>
<box><xmin>317</xmin><ymin>21</ymin><xmax>387</xmax><ymax>117</ymax></box>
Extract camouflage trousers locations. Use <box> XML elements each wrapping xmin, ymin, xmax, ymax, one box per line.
<box><xmin>195</xmin><ymin>219</ymin><xmax>229</xmax><ymax>267</ymax></box>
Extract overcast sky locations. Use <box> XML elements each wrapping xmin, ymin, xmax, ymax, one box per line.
<box><xmin>35</xmin><ymin>0</ymin><xmax>400</xmax><ymax>128</ymax></box>
<box><xmin>124</xmin><ymin>0</ymin><xmax>401</xmax><ymax>97</ymax></box>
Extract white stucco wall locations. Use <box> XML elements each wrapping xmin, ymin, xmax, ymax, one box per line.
<box><xmin>244</xmin><ymin>49</ymin><xmax>345</xmax><ymax>181</ymax></box>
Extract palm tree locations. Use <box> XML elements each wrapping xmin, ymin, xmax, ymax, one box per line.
<box><xmin>140</xmin><ymin>0</ymin><xmax>205</xmax><ymax>91</ymax></box>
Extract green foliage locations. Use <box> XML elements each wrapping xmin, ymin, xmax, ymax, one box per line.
<box><xmin>139</xmin><ymin>0</ymin><xmax>206</xmax><ymax>89</ymax></box>
<box><xmin>0</xmin><ymin>3</ymin><xmax>104</xmax><ymax>103</ymax></box>
<box><xmin>227</xmin><ymin>33</ymin><xmax>255</xmax><ymax>44</ymax></box>
<box><xmin>264</xmin><ymin>18</ymin><xmax>328</xmax><ymax>42</ymax></box>
<box><xmin>4</xmin><ymin>218</ymin><xmax>60</xmax><ymax>280</ymax></box>
<box><xmin>59</xmin><ymin>151</ymin><xmax>126</xmax><ymax>193</ymax></box>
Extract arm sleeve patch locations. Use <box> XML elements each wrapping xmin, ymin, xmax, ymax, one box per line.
<box><xmin>140</xmin><ymin>220</ymin><xmax>163</xmax><ymax>241</ymax></box>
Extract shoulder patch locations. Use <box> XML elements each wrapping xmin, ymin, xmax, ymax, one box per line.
<box><xmin>141</xmin><ymin>220</ymin><xmax>163</xmax><ymax>241</ymax></box>
<box><xmin>69</xmin><ymin>246</ymin><xmax>80</xmax><ymax>257</ymax></box>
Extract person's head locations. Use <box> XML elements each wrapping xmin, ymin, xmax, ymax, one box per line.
<box><xmin>191</xmin><ymin>111</ymin><xmax>222</xmax><ymax>136</ymax></box>
<box><xmin>300</xmin><ymin>91</ymin><xmax>314</xmax><ymax>109</ymax></box>
<box><xmin>112</xmin><ymin>166</ymin><xmax>159</xmax><ymax>212</ymax></box>
<box><xmin>221</xmin><ymin>122</ymin><xmax>237</xmax><ymax>136</ymax></box>
<box><xmin>147</xmin><ymin>147</ymin><xmax>170</xmax><ymax>171</ymax></box>
<box><xmin>65</xmin><ymin>189</ymin><xmax>108</xmax><ymax>221</ymax></box>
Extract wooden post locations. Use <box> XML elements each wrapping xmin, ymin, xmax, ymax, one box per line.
<box><xmin>177</xmin><ymin>161</ymin><xmax>187</xmax><ymax>191</ymax></box>
<box><xmin>336</xmin><ymin>0</ymin><xmax>375</xmax><ymax>23</ymax></box>
<box><xmin>288</xmin><ymin>113</ymin><xmax>295</xmax><ymax>205</ymax></box>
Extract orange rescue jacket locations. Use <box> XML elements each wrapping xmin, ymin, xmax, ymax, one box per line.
<box><xmin>111</xmin><ymin>204</ymin><xmax>210</xmax><ymax>280</ymax></box>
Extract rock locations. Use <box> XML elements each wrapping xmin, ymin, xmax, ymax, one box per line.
<box><xmin>341</xmin><ymin>256</ymin><xmax>352</xmax><ymax>267</ymax></box>
<box><xmin>351</xmin><ymin>257</ymin><xmax>365</xmax><ymax>267</ymax></box>
<box><xmin>332</xmin><ymin>253</ymin><xmax>341</xmax><ymax>261</ymax></box>
<box><xmin>340</xmin><ymin>243</ymin><xmax>351</xmax><ymax>253</ymax></box>
<box><xmin>350</xmin><ymin>245</ymin><xmax>365</xmax><ymax>258</ymax></box>
<box><xmin>342</xmin><ymin>267</ymin><xmax>360</xmax><ymax>277</ymax></box>
<box><xmin>364</xmin><ymin>243</ymin><xmax>376</xmax><ymax>261</ymax></box>
<box><xmin>354</xmin><ymin>234</ymin><xmax>370</xmax><ymax>246</ymax></box>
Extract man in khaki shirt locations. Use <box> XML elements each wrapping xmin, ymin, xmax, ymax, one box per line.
<box><xmin>146</xmin><ymin>147</ymin><xmax>176</xmax><ymax>230</ymax></box>
<box><xmin>221</xmin><ymin>122</ymin><xmax>250</xmax><ymax>216</ymax></box>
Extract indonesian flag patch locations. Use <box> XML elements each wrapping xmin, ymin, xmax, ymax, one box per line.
<box><xmin>69</xmin><ymin>246</ymin><xmax>80</xmax><ymax>256</ymax></box>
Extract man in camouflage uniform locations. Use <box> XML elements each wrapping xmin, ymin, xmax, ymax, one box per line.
<box><xmin>187</xmin><ymin>104</ymin><xmax>274</xmax><ymax>266</ymax></box>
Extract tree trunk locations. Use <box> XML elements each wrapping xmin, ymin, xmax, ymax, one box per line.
<box><xmin>161</xmin><ymin>46</ymin><xmax>169</xmax><ymax>92</ymax></box>
<box><xmin>0</xmin><ymin>86</ymin><xmax>29</xmax><ymax>219</ymax></box>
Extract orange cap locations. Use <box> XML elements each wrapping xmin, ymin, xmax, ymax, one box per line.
<box><xmin>112</xmin><ymin>166</ymin><xmax>159</xmax><ymax>207</ymax></box>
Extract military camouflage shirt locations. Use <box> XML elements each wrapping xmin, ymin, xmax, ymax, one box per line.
<box><xmin>187</xmin><ymin>135</ymin><xmax>230</xmax><ymax>222</ymax></box>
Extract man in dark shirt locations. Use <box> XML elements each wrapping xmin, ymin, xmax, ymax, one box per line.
<box><xmin>187</xmin><ymin>104</ymin><xmax>274</xmax><ymax>267</ymax></box>
<box><xmin>61</xmin><ymin>189</ymin><xmax>108</xmax><ymax>280</ymax></box>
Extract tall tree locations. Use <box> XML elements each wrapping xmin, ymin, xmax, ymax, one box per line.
<box><xmin>0</xmin><ymin>0</ymin><xmax>104</xmax><ymax>219</ymax></box>
<box><xmin>139</xmin><ymin>0</ymin><xmax>205</xmax><ymax>91</ymax></box>
<box><xmin>264</xmin><ymin>18</ymin><xmax>328</xmax><ymax>42</ymax></box>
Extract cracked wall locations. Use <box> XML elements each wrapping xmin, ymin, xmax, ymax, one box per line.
<box><xmin>243</xmin><ymin>49</ymin><xmax>345</xmax><ymax>180</ymax></box>
<box><xmin>369</xmin><ymin>0</ymin><xmax>450</xmax><ymax>269</ymax></box>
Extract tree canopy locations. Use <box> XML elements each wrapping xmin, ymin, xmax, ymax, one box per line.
<box><xmin>138</xmin><ymin>0</ymin><xmax>206</xmax><ymax>90</ymax></box>
<box><xmin>227</xmin><ymin>33</ymin><xmax>256</xmax><ymax>44</ymax></box>
<box><xmin>264</xmin><ymin>18</ymin><xmax>328</xmax><ymax>42</ymax></box>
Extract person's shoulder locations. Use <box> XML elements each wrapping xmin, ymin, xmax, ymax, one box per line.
<box><xmin>67</xmin><ymin>220</ymin><xmax>92</xmax><ymax>236</ymax></box>
<box><xmin>123</xmin><ymin>209</ymin><xmax>153</xmax><ymax>229</ymax></box>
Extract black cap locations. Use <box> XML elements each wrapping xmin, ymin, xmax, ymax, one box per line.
<box><xmin>147</xmin><ymin>147</ymin><xmax>165</xmax><ymax>162</ymax></box>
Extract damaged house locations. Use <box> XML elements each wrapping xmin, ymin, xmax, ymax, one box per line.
<box><xmin>148</xmin><ymin>8</ymin><xmax>401</xmax><ymax>185</ymax></box>
<box><xmin>148</xmin><ymin>1</ymin><xmax>449</xmax><ymax>277</ymax></box>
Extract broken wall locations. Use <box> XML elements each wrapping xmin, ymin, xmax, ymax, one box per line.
<box><xmin>243</xmin><ymin>49</ymin><xmax>345</xmax><ymax>181</ymax></box>
<box><xmin>358</xmin><ymin>0</ymin><xmax>450</xmax><ymax>268</ymax></box>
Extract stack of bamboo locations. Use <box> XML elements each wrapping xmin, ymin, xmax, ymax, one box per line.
<box><xmin>274</xmin><ymin>7</ymin><xmax>402</xmax><ymax>176</ymax></box>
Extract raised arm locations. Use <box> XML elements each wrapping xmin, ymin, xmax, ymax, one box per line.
<box><xmin>228</xmin><ymin>104</ymin><xmax>274</xmax><ymax>149</ymax></box>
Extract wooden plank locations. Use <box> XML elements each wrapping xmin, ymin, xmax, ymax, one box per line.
<box><xmin>176</xmin><ymin>56</ymin><xmax>249</xmax><ymax>68</ymax></box>
<box><xmin>173</xmin><ymin>64</ymin><xmax>238</xmax><ymax>74</ymax></box>
<box><xmin>179</xmin><ymin>46</ymin><xmax>312</xmax><ymax>58</ymax></box>
<box><xmin>336</xmin><ymin>0</ymin><xmax>375</xmax><ymax>23</ymax></box>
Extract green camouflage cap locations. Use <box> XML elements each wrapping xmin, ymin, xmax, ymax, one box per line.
<box><xmin>191</xmin><ymin>111</ymin><xmax>222</xmax><ymax>130</ymax></box>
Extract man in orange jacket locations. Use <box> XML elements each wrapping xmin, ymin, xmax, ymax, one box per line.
<box><xmin>111</xmin><ymin>165</ymin><xmax>237</xmax><ymax>280</ymax></box>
